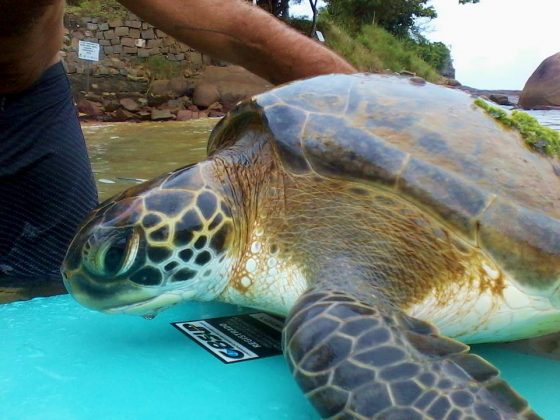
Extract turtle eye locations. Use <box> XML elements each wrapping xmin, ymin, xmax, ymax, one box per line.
<box><xmin>83</xmin><ymin>228</ymin><xmax>140</xmax><ymax>278</ymax></box>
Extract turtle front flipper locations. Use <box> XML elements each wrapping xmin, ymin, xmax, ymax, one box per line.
<box><xmin>283</xmin><ymin>289</ymin><xmax>541</xmax><ymax>419</ymax></box>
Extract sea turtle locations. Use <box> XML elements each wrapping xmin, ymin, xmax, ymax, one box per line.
<box><xmin>62</xmin><ymin>74</ymin><xmax>560</xmax><ymax>419</ymax></box>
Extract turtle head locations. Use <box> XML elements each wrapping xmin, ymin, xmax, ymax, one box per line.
<box><xmin>62</xmin><ymin>162</ymin><xmax>236</xmax><ymax>318</ymax></box>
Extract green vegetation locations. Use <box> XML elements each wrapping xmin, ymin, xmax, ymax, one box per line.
<box><xmin>405</xmin><ymin>37</ymin><xmax>453</xmax><ymax>76</ymax></box>
<box><xmin>132</xmin><ymin>55</ymin><xmax>187</xmax><ymax>80</ymax></box>
<box><xmin>475</xmin><ymin>99</ymin><xmax>560</xmax><ymax>158</ymax></box>
<box><xmin>317</xmin><ymin>16</ymin><xmax>442</xmax><ymax>82</ymax></box>
<box><xmin>325</xmin><ymin>0</ymin><xmax>436</xmax><ymax>37</ymax></box>
<box><xmin>65</xmin><ymin>0</ymin><xmax>452</xmax><ymax>83</ymax></box>
<box><xmin>65</xmin><ymin>0</ymin><xmax>127</xmax><ymax>19</ymax></box>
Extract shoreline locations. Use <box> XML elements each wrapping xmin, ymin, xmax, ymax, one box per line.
<box><xmin>77</xmin><ymin>81</ymin><xmax>524</xmax><ymax>125</ymax></box>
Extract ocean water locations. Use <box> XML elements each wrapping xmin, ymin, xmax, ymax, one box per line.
<box><xmin>525</xmin><ymin>108</ymin><xmax>560</xmax><ymax>131</ymax></box>
<box><xmin>3</xmin><ymin>109</ymin><xmax>560</xmax><ymax>419</ymax></box>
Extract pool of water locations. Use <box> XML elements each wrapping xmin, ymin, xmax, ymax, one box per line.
<box><xmin>84</xmin><ymin>119</ymin><xmax>217</xmax><ymax>201</ymax></box>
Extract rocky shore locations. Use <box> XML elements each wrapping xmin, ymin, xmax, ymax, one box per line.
<box><xmin>63</xmin><ymin>13</ymin><xmax>272</xmax><ymax>122</ymax></box>
<box><xmin>458</xmin><ymin>87</ymin><xmax>521</xmax><ymax>107</ymax></box>
<box><xmin>73</xmin><ymin>64</ymin><xmax>273</xmax><ymax>122</ymax></box>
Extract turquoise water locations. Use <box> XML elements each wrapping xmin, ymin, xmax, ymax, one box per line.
<box><xmin>2</xmin><ymin>295</ymin><xmax>560</xmax><ymax>419</ymax></box>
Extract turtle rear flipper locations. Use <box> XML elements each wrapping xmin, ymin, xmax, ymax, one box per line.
<box><xmin>283</xmin><ymin>289</ymin><xmax>541</xmax><ymax>419</ymax></box>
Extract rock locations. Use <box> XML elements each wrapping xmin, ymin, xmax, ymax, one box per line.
<box><xmin>126</xmin><ymin>75</ymin><xmax>149</xmax><ymax>83</ymax></box>
<box><xmin>208</xmin><ymin>111</ymin><xmax>226</xmax><ymax>118</ymax></box>
<box><xmin>207</xmin><ymin>102</ymin><xmax>223</xmax><ymax>111</ymax></box>
<box><xmin>151</xmin><ymin>109</ymin><xmax>174</xmax><ymax>121</ymax></box>
<box><xmin>196</xmin><ymin>66</ymin><xmax>272</xmax><ymax>105</ymax></box>
<box><xmin>107</xmin><ymin>58</ymin><xmax>125</xmax><ymax>69</ymax></box>
<box><xmin>68</xmin><ymin>74</ymin><xmax>149</xmax><ymax>95</ymax></box>
<box><xmin>102</xmin><ymin>99</ymin><xmax>121</xmax><ymax>112</ymax></box>
<box><xmin>519</xmin><ymin>52</ymin><xmax>560</xmax><ymax>109</ymax></box>
<box><xmin>85</xmin><ymin>92</ymin><xmax>103</xmax><ymax>102</ymax></box>
<box><xmin>150</xmin><ymin>79</ymin><xmax>171</xmax><ymax>96</ymax></box>
<box><xmin>178</xmin><ymin>95</ymin><xmax>193</xmax><ymax>107</ymax></box>
<box><xmin>137</xmin><ymin>110</ymin><xmax>152</xmax><ymax>120</ymax></box>
<box><xmin>489</xmin><ymin>94</ymin><xmax>511</xmax><ymax>106</ymax></box>
<box><xmin>193</xmin><ymin>83</ymin><xmax>220</xmax><ymax>108</ymax></box>
<box><xmin>147</xmin><ymin>94</ymin><xmax>170</xmax><ymax>107</ymax></box>
<box><xmin>119</xmin><ymin>98</ymin><xmax>140</xmax><ymax>112</ymax></box>
<box><xmin>117</xmin><ymin>91</ymin><xmax>143</xmax><ymax>99</ymax></box>
<box><xmin>115</xmin><ymin>26</ymin><xmax>129</xmax><ymax>37</ymax></box>
<box><xmin>176</xmin><ymin>110</ymin><xmax>195</xmax><ymax>121</ymax></box>
<box><xmin>445</xmin><ymin>78</ymin><xmax>462</xmax><ymax>87</ymax></box>
<box><xmin>112</xmin><ymin>109</ymin><xmax>137</xmax><ymax>121</ymax></box>
<box><xmin>159</xmin><ymin>99</ymin><xmax>185</xmax><ymax>113</ymax></box>
<box><xmin>147</xmin><ymin>80</ymin><xmax>175</xmax><ymax>106</ymax></box>
<box><xmin>76</xmin><ymin>98</ymin><xmax>102</xmax><ymax>117</ymax></box>
<box><xmin>409</xmin><ymin>77</ymin><xmax>426</xmax><ymax>86</ymax></box>
<box><xmin>108</xmin><ymin>19</ymin><xmax>123</xmax><ymax>28</ymax></box>
<box><xmin>399</xmin><ymin>70</ymin><xmax>416</xmax><ymax>77</ymax></box>
<box><xmin>169</xmin><ymin>77</ymin><xmax>190</xmax><ymax>97</ymax></box>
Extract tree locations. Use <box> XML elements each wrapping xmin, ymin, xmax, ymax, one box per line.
<box><xmin>325</xmin><ymin>0</ymin><xmax>437</xmax><ymax>37</ymax></box>
<box><xmin>307</xmin><ymin>0</ymin><xmax>320</xmax><ymax>37</ymax></box>
<box><xmin>252</xmin><ymin>0</ymin><xmax>291</xmax><ymax>19</ymax></box>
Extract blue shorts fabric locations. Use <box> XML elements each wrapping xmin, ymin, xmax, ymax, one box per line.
<box><xmin>0</xmin><ymin>61</ymin><xmax>98</xmax><ymax>284</ymax></box>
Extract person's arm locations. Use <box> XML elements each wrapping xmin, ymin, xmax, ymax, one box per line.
<box><xmin>117</xmin><ymin>0</ymin><xmax>356</xmax><ymax>84</ymax></box>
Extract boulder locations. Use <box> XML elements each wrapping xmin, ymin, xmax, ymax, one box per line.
<box><xmin>445</xmin><ymin>78</ymin><xmax>462</xmax><ymax>87</ymax></box>
<box><xmin>176</xmin><ymin>110</ymin><xmax>195</xmax><ymax>121</ymax></box>
<box><xmin>150</xmin><ymin>79</ymin><xmax>172</xmax><ymax>96</ymax></box>
<box><xmin>519</xmin><ymin>52</ymin><xmax>560</xmax><ymax>109</ymax></box>
<box><xmin>147</xmin><ymin>79</ymin><xmax>184</xmax><ymax>106</ymax></box>
<box><xmin>112</xmin><ymin>109</ymin><xmax>137</xmax><ymax>121</ymax></box>
<box><xmin>102</xmin><ymin>98</ymin><xmax>121</xmax><ymax>112</ymax></box>
<box><xmin>195</xmin><ymin>65</ymin><xmax>273</xmax><ymax>105</ymax></box>
<box><xmin>168</xmin><ymin>77</ymin><xmax>191</xmax><ymax>97</ymax></box>
<box><xmin>192</xmin><ymin>83</ymin><xmax>220</xmax><ymax>108</ymax></box>
<box><xmin>119</xmin><ymin>98</ymin><xmax>140</xmax><ymax>112</ymax></box>
<box><xmin>151</xmin><ymin>109</ymin><xmax>174</xmax><ymax>121</ymax></box>
<box><xmin>76</xmin><ymin>98</ymin><xmax>102</xmax><ymax>117</ymax></box>
<box><xmin>159</xmin><ymin>98</ymin><xmax>185</xmax><ymax>113</ymax></box>
<box><xmin>488</xmin><ymin>94</ymin><xmax>511</xmax><ymax>106</ymax></box>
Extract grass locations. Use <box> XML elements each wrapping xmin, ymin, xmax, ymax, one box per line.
<box><xmin>318</xmin><ymin>16</ymin><xmax>443</xmax><ymax>83</ymax></box>
<box><xmin>132</xmin><ymin>55</ymin><xmax>187</xmax><ymax>80</ymax></box>
<box><xmin>65</xmin><ymin>0</ymin><xmax>127</xmax><ymax>19</ymax></box>
<box><xmin>475</xmin><ymin>99</ymin><xmax>560</xmax><ymax>158</ymax></box>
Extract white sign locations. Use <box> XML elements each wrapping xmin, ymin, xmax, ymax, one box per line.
<box><xmin>316</xmin><ymin>31</ymin><xmax>325</xmax><ymax>43</ymax></box>
<box><xmin>78</xmin><ymin>40</ymin><xmax>100</xmax><ymax>61</ymax></box>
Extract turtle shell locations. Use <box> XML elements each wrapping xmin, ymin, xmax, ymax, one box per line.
<box><xmin>208</xmin><ymin>74</ymin><xmax>560</xmax><ymax>297</ymax></box>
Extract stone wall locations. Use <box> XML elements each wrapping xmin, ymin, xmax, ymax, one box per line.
<box><xmin>62</xmin><ymin>12</ymin><xmax>211</xmax><ymax>79</ymax></box>
<box><xmin>61</xmin><ymin>13</ymin><xmax>272</xmax><ymax>122</ymax></box>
